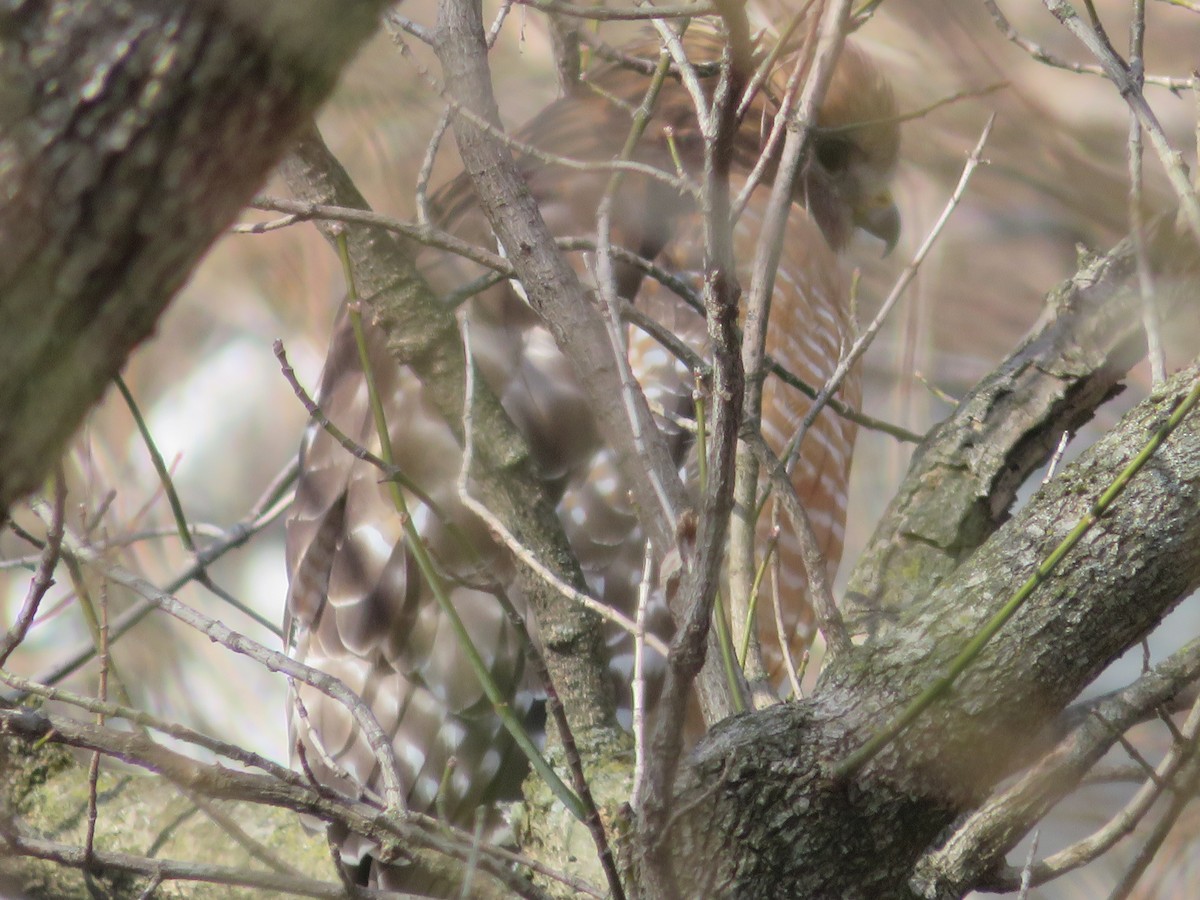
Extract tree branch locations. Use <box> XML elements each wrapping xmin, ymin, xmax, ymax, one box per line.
<box><xmin>913</xmin><ymin>637</ymin><xmax>1200</xmax><ymax>895</ymax></box>
<box><xmin>846</xmin><ymin>217</ymin><xmax>1200</xmax><ymax>621</ymax></box>
<box><xmin>0</xmin><ymin>0</ymin><xmax>385</xmax><ymax>516</ymax></box>
<box><xmin>432</xmin><ymin>0</ymin><xmax>688</xmax><ymax>559</ymax></box>
<box><xmin>656</xmin><ymin>357</ymin><xmax>1200</xmax><ymax>897</ymax></box>
<box><xmin>278</xmin><ymin>122</ymin><xmax>621</xmax><ymax>747</ymax></box>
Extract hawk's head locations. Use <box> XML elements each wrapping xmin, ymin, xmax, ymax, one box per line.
<box><xmin>806</xmin><ymin>41</ymin><xmax>901</xmax><ymax>253</ymax></box>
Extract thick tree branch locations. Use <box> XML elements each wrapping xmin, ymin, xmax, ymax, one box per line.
<box><xmin>0</xmin><ymin>0</ymin><xmax>386</xmax><ymax>516</ymax></box>
<box><xmin>913</xmin><ymin>637</ymin><xmax>1200</xmax><ymax>895</ymax></box>
<box><xmin>656</xmin><ymin>357</ymin><xmax>1200</xmax><ymax>897</ymax></box>
<box><xmin>847</xmin><ymin>218</ymin><xmax>1200</xmax><ymax>621</ymax></box>
<box><xmin>0</xmin><ymin>708</ymin><xmax>546</xmax><ymax>899</ymax></box>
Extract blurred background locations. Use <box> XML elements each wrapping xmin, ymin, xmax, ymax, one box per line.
<box><xmin>2</xmin><ymin>2</ymin><xmax>1198</xmax><ymax>896</ymax></box>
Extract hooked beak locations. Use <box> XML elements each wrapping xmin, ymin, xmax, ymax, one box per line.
<box><xmin>855</xmin><ymin>192</ymin><xmax>901</xmax><ymax>257</ymax></box>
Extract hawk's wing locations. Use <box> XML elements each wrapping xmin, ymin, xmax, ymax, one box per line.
<box><xmin>285</xmin><ymin>28</ymin><xmax>894</xmax><ymax>892</ymax></box>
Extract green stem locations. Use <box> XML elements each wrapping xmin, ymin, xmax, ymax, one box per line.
<box><xmin>835</xmin><ymin>374</ymin><xmax>1200</xmax><ymax>779</ymax></box>
<box><xmin>738</xmin><ymin>530</ymin><xmax>779</xmax><ymax>666</ymax></box>
<box><xmin>694</xmin><ymin>388</ymin><xmax>746</xmax><ymax>712</ymax></box>
<box><xmin>115</xmin><ymin>376</ymin><xmax>280</xmax><ymax>637</ymax></box>
<box><xmin>333</xmin><ymin>234</ymin><xmax>586</xmax><ymax>821</ymax></box>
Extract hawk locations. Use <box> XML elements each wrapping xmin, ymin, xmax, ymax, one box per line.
<box><xmin>285</xmin><ymin>22</ymin><xmax>899</xmax><ymax>892</ymax></box>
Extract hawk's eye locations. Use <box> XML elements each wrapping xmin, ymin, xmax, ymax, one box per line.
<box><xmin>815</xmin><ymin>138</ymin><xmax>852</xmax><ymax>175</ymax></box>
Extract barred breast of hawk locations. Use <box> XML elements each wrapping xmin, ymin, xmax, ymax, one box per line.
<box><xmin>285</xmin><ymin>20</ymin><xmax>899</xmax><ymax>892</ymax></box>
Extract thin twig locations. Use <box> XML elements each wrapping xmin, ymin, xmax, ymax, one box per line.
<box><xmin>61</xmin><ymin>536</ymin><xmax>407</xmax><ymax>812</ymax></box>
<box><xmin>1026</xmin><ymin>690</ymin><xmax>1200</xmax><ymax>885</ymax></box>
<box><xmin>565</xmin><ymin>238</ymin><xmax>923</xmax><ymax>442</ymax></box>
<box><xmin>84</xmin><ymin>575</ymin><xmax>108</xmax><ymax>867</ymax></box>
<box><xmin>790</xmin><ymin>115</ymin><xmax>993</xmax><ymax>468</ymax></box>
<box><xmin>1105</xmin><ymin>755</ymin><xmax>1200</xmax><ymax>899</ymax></box>
<box><xmin>738</xmin><ymin>525</ymin><xmax>780</xmax><ymax>666</ymax></box>
<box><xmin>273</xmin><ymin>338</ymin><xmax>448</xmax><ymax>516</ymax></box>
<box><xmin>253</xmin><ymin>195</ymin><xmax>513</xmax><ymax>272</ymax></box>
<box><xmin>1155</xmin><ymin>0</ymin><xmax>1200</xmax><ymax>12</ymax></box>
<box><xmin>728</xmin><ymin>0</ymin><xmax>842</xmax><ymax>677</ymax></box>
<box><xmin>184</xmin><ymin>791</ymin><xmax>296</xmax><ymax>877</ymax></box>
<box><xmin>821</xmin><ymin>81</ymin><xmax>1009</xmax><ymax>133</ymax></box>
<box><xmin>1016</xmin><ymin>829</ymin><xmax>1040</xmax><ymax>900</ymax></box>
<box><xmin>731</xmin><ymin>14</ymin><xmax>814</xmax><ymax>216</ymax></box>
<box><xmin>768</xmin><ymin>515</ymin><xmax>805</xmax><ymax>697</ymax></box>
<box><xmin>0</xmin><ymin>471</ymin><xmax>65</xmax><ymax>666</ymax></box>
<box><xmin>578</xmin><ymin>29</ymin><xmax>722</xmax><ymax>78</ymax></box>
<box><xmin>630</xmin><ymin>541</ymin><xmax>655</xmax><ymax>812</ymax></box>
<box><xmin>1126</xmin><ymin>0</ymin><xmax>1166</xmax><ymax>386</ymax></box>
<box><xmin>983</xmin><ymin>0</ymin><xmax>1192</xmax><ymax>91</ymax></box>
<box><xmin>1041</xmin><ymin>0</ymin><xmax>1200</xmax><ymax>245</ymax></box>
<box><xmin>19</xmin><ymin>460</ymin><xmax>295</xmax><ymax>696</ymax></box>
<box><xmin>517</xmin><ymin>0</ymin><xmax>715</xmax><ymax>20</ymax></box>
<box><xmin>254</xmin><ymin>201</ymin><xmax>924</xmax><ymax>446</ymax></box>
<box><xmin>1096</xmin><ymin>713</ymin><xmax>1170</xmax><ymax>789</ymax></box>
<box><xmin>591</xmin><ymin>27</ymin><xmax>688</xmax><ymax>581</ymax></box>
<box><xmin>508</xmin><ymin>621</ymin><xmax>618</xmax><ymax>900</ymax></box>
<box><xmin>734</xmin><ymin>3</ymin><xmax>813</xmax><ymax>122</ymax></box>
<box><xmin>231</xmin><ymin>214</ymin><xmax>301</xmax><ymax>233</ymax></box>
<box><xmin>0</xmin><ymin>831</ymin><xmax>386</xmax><ymax>900</ymax></box>
<box><xmin>0</xmin><ymin>670</ymin><xmax>303</xmax><ymax>785</ymax></box>
<box><xmin>648</xmin><ymin>17</ymin><xmax>713</xmax><ymax>139</ymax></box>
<box><xmin>390</xmin><ymin>0</ymin><xmax>570</xmax><ymax>229</ymax></box>
<box><xmin>384</xmin><ymin>22</ymin><xmax>697</xmax><ymax>198</ymax></box>
<box><xmin>744</xmin><ymin>434</ymin><xmax>849</xmax><ymax>654</ymax></box>
<box><xmin>416</xmin><ymin>108</ymin><xmax>453</xmax><ymax>227</ymax></box>
<box><xmin>1042</xmin><ymin>431</ymin><xmax>1072</xmax><ymax>484</ymax></box>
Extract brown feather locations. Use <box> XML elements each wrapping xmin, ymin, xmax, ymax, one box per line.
<box><xmin>285</xmin><ymin>23</ymin><xmax>899</xmax><ymax>892</ymax></box>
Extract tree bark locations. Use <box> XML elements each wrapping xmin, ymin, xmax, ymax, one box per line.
<box><xmin>650</xmin><ymin>341</ymin><xmax>1200</xmax><ymax>897</ymax></box>
<box><xmin>0</xmin><ymin>0</ymin><xmax>386</xmax><ymax>516</ymax></box>
<box><xmin>848</xmin><ymin>220</ymin><xmax>1200</xmax><ymax>619</ymax></box>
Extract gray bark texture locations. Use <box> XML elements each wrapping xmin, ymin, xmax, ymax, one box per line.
<box><xmin>662</xmin><ymin>361</ymin><xmax>1200</xmax><ymax>897</ymax></box>
<box><xmin>0</xmin><ymin>0</ymin><xmax>386</xmax><ymax>516</ymax></box>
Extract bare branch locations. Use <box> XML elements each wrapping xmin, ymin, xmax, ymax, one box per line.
<box><xmin>983</xmin><ymin>0</ymin><xmax>1192</xmax><ymax>90</ymax></box>
<box><xmin>516</xmin><ymin>0</ymin><xmax>715</xmax><ymax>20</ymax></box>
<box><xmin>912</xmin><ymin>634</ymin><xmax>1200</xmax><ymax>894</ymax></box>
<box><xmin>847</xmin><ymin>215</ymin><xmax>1200</xmax><ymax>616</ymax></box>
<box><xmin>0</xmin><ymin>0</ymin><xmax>386</xmax><ymax>516</ymax></box>
<box><xmin>744</xmin><ymin>433</ymin><xmax>849</xmax><ymax>655</ymax></box>
<box><xmin>1041</xmin><ymin>0</ymin><xmax>1200</xmax><ymax>245</ymax></box>
<box><xmin>59</xmin><ymin>536</ymin><xmax>407</xmax><ymax>812</ymax></box>
<box><xmin>0</xmin><ymin>472</ymin><xmax>65</xmax><ymax>666</ymax></box>
<box><xmin>433</xmin><ymin>0</ymin><xmax>687</xmax><ymax>559</ymax></box>
<box><xmin>0</xmin><ymin>831</ymin><xmax>383</xmax><ymax>900</ymax></box>
<box><xmin>791</xmin><ymin>115</ymin><xmax>993</xmax><ymax>471</ymax></box>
